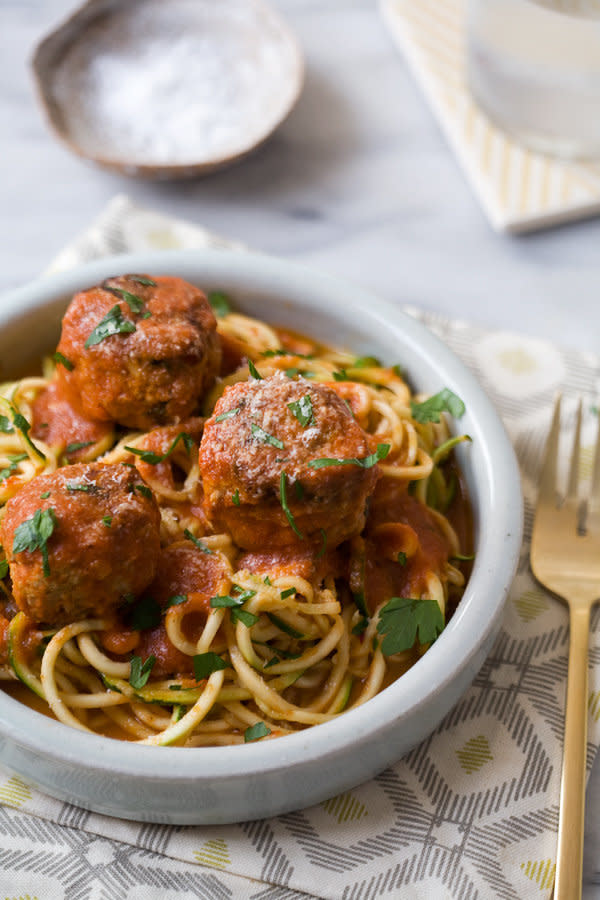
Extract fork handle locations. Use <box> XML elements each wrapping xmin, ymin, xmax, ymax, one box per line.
<box><xmin>554</xmin><ymin>602</ymin><xmax>591</xmax><ymax>900</ymax></box>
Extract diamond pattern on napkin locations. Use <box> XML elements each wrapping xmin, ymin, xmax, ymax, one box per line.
<box><xmin>0</xmin><ymin>196</ymin><xmax>599</xmax><ymax>898</ymax></box>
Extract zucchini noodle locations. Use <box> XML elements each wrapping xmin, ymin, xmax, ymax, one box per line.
<box><xmin>0</xmin><ymin>296</ymin><xmax>472</xmax><ymax>746</ymax></box>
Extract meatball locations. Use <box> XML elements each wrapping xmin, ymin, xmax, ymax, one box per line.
<box><xmin>0</xmin><ymin>463</ymin><xmax>161</xmax><ymax>626</ymax></box>
<box><xmin>198</xmin><ymin>373</ymin><xmax>380</xmax><ymax>550</ymax></box>
<box><xmin>56</xmin><ymin>274</ymin><xmax>221</xmax><ymax>430</ymax></box>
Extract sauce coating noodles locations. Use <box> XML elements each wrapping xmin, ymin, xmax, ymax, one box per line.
<box><xmin>0</xmin><ymin>278</ymin><xmax>471</xmax><ymax>746</ymax></box>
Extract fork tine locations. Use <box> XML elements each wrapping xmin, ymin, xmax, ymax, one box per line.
<box><xmin>538</xmin><ymin>393</ymin><xmax>562</xmax><ymax>504</ymax></box>
<box><xmin>566</xmin><ymin>398</ymin><xmax>582</xmax><ymax>503</ymax></box>
<box><xmin>589</xmin><ymin>403</ymin><xmax>600</xmax><ymax>512</ymax></box>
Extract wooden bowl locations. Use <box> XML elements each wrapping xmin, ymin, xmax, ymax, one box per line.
<box><xmin>31</xmin><ymin>0</ymin><xmax>304</xmax><ymax>179</ymax></box>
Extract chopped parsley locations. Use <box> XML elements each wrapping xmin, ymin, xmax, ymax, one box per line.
<box><xmin>232</xmin><ymin>489</ymin><xmax>240</xmax><ymax>506</ymax></box>
<box><xmin>214</xmin><ymin>407</ymin><xmax>240</xmax><ymax>423</ymax></box>
<box><xmin>165</xmin><ymin>594</ymin><xmax>187</xmax><ymax>608</ymax></box>
<box><xmin>207</xmin><ymin>291</ymin><xmax>231</xmax><ymax>318</ymax></box>
<box><xmin>352</xmin><ymin>617</ymin><xmax>369</xmax><ymax>636</ymax></box>
<box><xmin>244</xmin><ymin>722</ymin><xmax>271</xmax><ymax>742</ymax></box>
<box><xmin>85</xmin><ymin>304</ymin><xmax>136</xmax><ymax>347</ymax></box>
<box><xmin>11</xmin><ymin>410</ymin><xmax>45</xmax><ymax>461</ymax></box>
<box><xmin>193</xmin><ymin>652</ymin><xmax>229</xmax><ymax>680</ymax></box>
<box><xmin>52</xmin><ymin>351</ymin><xmax>74</xmax><ymax>371</ymax></box>
<box><xmin>353</xmin><ymin>355</ymin><xmax>381</xmax><ymax>368</ymax></box>
<box><xmin>127</xmin><ymin>275</ymin><xmax>156</xmax><ymax>287</ymax></box>
<box><xmin>184</xmin><ymin>529</ymin><xmax>213</xmax><ymax>553</ymax></box>
<box><xmin>333</xmin><ymin>369</ymin><xmax>350</xmax><ymax>382</ymax></box>
<box><xmin>287</xmin><ymin>394</ymin><xmax>314</xmax><ymax>427</ymax></box>
<box><xmin>40</xmin><ymin>491</ymin><xmax>50</xmax><ymax>499</ymax></box>
<box><xmin>66</xmin><ymin>480</ymin><xmax>98</xmax><ymax>493</ymax></box>
<box><xmin>133</xmin><ymin>484</ymin><xmax>153</xmax><ymax>500</ymax></box>
<box><xmin>376</xmin><ymin>597</ymin><xmax>444</xmax><ymax>655</ymax></box>
<box><xmin>102</xmin><ymin>282</ymin><xmax>145</xmax><ymax>314</ymax></box>
<box><xmin>250</xmin><ymin>424</ymin><xmax>284</xmax><ymax>449</ymax></box>
<box><xmin>210</xmin><ymin>587</ymin><xmax>258</xmax><ymax>627</ymax></box>
<box><xmin>411</xmin><ymin>389</ymin><xmax>465</xmax><ymax>424</ymax></box>
<box><xmin>248</xmin><ymin>359</ymin><xmax>263</xmax><ymax>380</ymax></box>
<box><xmin>102</xmin><ymin>516</ymin><xmax>112</xmax><ymax>527</ymax></box>
<box><xmin>129</xmin><ymin>654</ymin><xmax>156</xmax><ymax>689</ymax></box>
<box><xmin>397</xmin><ymin>552</ymin><xmax>407</xmax><ymax>566</ymax></box>
<box><xmin>307</xmin><ymin>443</ymin><xmax>390</xmax><ymax>469</ymax></box>
<box><xmin>65</xmin><ymin>441</ymin><xmax>94</xmax><ymax>455</ymax></box>
<box><xmin>123</xmin><ymin>595</ymin><xmax>161</xmax><ymax>631</ymax></box>
<box><xmin>124</xmin><ymin>431</ymin><xmax>194</xmax><ymax>465</ymax></box>
<box><xmin>266</xmin><ymin>612</ymin><xmax>304</xmax><ymax>639</ymax></box>
<box><xmin>0</xmin><ymin>416</ymin><xmax>13</xmax><ymax>434</ymax></box>
<box><xmin>316</xmin><ymin>528</ymin><xmax>328</xmax><ymax>560</ymax></box>
<box><xmin>0</xmin><ymin>453</ymin><xmax>28</xmax><ymax>483</ymax></box>
<box><xmin>280</xmin><ymin>587</ymin><xmax>296</xmax><ymax>599</ymax></box>
<box><xmin>12</xmin><ymin>507</ymin><xmax>57</xmax><ymax>577</ymax></box>
<box><xmin>279</xmin><ymin>471</ymin><xmax>303</xmax><ymax>539</ymax></box>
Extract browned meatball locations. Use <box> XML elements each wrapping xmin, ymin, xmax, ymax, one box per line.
<box><xmin>56</xmin><ymin>274</ymin><xmax>221</xmax><ymax>430</ymax></box>
<box><xmin>198</xmin><ymin>373</ymin><xmax>380</xmax><ymax>550</ymax></box>
<box><xmin>0</xmin><ymin>463</ymin><xmax>161</xmax><ymax>626</ymax></box>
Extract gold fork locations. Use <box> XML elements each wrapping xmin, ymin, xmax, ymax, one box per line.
<box><xmin>530</xmin><ymin>395</ymin><xmax>600</xmax><ymax>900</ymax></box>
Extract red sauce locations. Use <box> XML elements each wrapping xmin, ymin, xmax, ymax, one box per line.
<box><xmin>31</xmin><ymin>377</ymin><xmax>112</xmax><ymax>458</ymax></box>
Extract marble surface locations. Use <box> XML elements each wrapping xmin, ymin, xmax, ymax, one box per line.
<box><xmin>1</xmin><ymin>0</ymin><xmax>599</xmax><ymax>894</ymax></box>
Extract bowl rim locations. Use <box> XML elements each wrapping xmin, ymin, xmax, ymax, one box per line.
<box><xmin>0</xmin><ymin>249</ymin><xmax>523</xmax><ymax>783</ymax></box>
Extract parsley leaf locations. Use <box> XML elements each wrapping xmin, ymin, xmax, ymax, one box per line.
<box><xmin>85</xmin><ymin>305</ymin><xmax>136</xmax><ymax>347</ymax></box>
<box><xmin>250</xmin><ymin>424</ymin><xmax>284</xmax><ymax>449</ymax></box>
<box><xmin>307</xmin><ymin>443</ymin><xmax>390</xmax><ymax>470</ymax></box>
<box><xmin>0</xmin><ymin>416</ymin><xmax>13</xmax><ymax>434</ymax></box>
<box><xmin>102</xmin><ymin>282</ymin><xmax>145</xmax><ymax>314</ymax></box>
<box><xmin>287</xmin><ymin>394</ymin><xmax>314</xmax><ymax>427</ymax></box>
<box><xmin>244</xmin><ymin>722</ymin><xmax>271</xmax><ymax>742</ymax></box>
<box><xmin>353</xmin><ymin>355</ymin><xmax>381</xmax><ymax>368</ymax></box>
<box><xmin>0</xmin><ymin>559</ymin><xmax>8</xmax><ymax>579</ymax></box>
<box><xmin>214</xmin><ymin>408</ymin><xmax>240</xmax><ymax>423</ymax></box>
<box><xmin>124</xmin><ymin>431</ymin><xmax>194</xmax><ymax>465</ymax></box>
<box><xmin>124</xmin><ymin>595</ymin><xmax>162</xmax><ymax>631</ymax></box>
<box><xmin>13</xmin><ymin>507</ymin><xmax>57</xmax><ymax>577</ymax></box>
<box><xmin>411</xmin><ymin>389</ymin><xmax>465</xmax><ymax>424</ymax></box>
<box><xmin>248</xmin><ymin>359</ymin><xmax>263</xmax><ymax>380</ymax></box>
<box><xmin>65</xmin><ymin>441</ymin><xmax>94</xmax><ymax>455</ymax></box>
<box><xmin>0</xmin><ymin>453</ymin><xmax>28</xmax><ymax>483</ymax></box>
<box><xmin>66</xmin><ymin>480</ymin><xmax>98</xmax><ymax>493</ymax></box>
<box><xmin>211</xmin><ymin>587</ymin><xmax>258</xmax><ymax>627</ymax></box>
<box><xmin>52</xmin><ymin>351</ymin><xmax>74</xmax><ymax>371</ymax></box>
<box><xmin>102</xmin><ymin>516</ymin><xmax>112</xmax><ymax>527</ymax></box>
<box><xmin>129</xmin><ymin>654</ymin><xmax>156</xmax><ymax>689</ymax></box>
<box><xmin>184</xmin><ymin>529</ymin><xmax>213</xmax><ymax>553</ymax></box>
<box><xmin>232</xmin><ymin>488</ymin><xmax>240</xmax><ymax>506</ymax></box>
<box><xmin>207</xmin><ymin>291</ymin><xmax>231</xmax><ymax>318</ymax></box>
<box><xmin>376</xmin><ymin>597</ymin><xmax>444</xmax><ymax>655</ymax></box>
<box><xmin>193</xmin><ymin>652</ymin><xmax>229</xmax><ymax>680</ymax></box>
<box><xmin>279</xmin><ymin>471</ymin><xmax>303</xmax><ymax>539</ymax></box>
<box><xmin>127</xmin><ymin>275</ymin><xmax>156</xmax><ymax>287</ymax></box>
<box><xmin>165</xmin><ymin>594</ymin><xmax>187</xmax><ymax>608</ymax></box>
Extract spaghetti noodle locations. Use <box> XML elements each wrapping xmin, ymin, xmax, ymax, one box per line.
<box><xmin>0</xmin><ymin>274</ymin><xmax>472</xmax><ymax>746</ymax></box>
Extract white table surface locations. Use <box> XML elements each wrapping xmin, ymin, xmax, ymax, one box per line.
<box><xmin>1</xmin><ymin>0</ymin><xmax>599</xmax><ymax>895</ymax></box>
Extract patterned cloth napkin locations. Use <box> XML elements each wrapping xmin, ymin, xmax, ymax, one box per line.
<box><xmin>1</xmin><ymin>196</ymin><xmax>599</xmax><ymax>899</ymax></box>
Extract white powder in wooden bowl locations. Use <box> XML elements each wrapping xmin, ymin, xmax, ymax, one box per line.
<box><xmin>48</xmin><ymin>0</ymin><xmax>302</xmax><ymax>166</ymax></box>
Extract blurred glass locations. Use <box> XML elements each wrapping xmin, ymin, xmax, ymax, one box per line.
<box><xmin>466</xmin><ymin>0</ymin><xmax>600</xmax><ymax>158</ymax></box>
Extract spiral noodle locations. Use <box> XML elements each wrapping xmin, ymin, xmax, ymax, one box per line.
<box><xmin>0</xmin><ymin>305</ymin><xmax>471</xmax><ymax>745</ymax></box>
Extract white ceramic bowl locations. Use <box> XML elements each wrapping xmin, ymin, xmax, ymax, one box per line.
<box><xmin>0</xmin><ymin>250</ymin><xmax>522</xmax><ymax>824</ymax></box>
